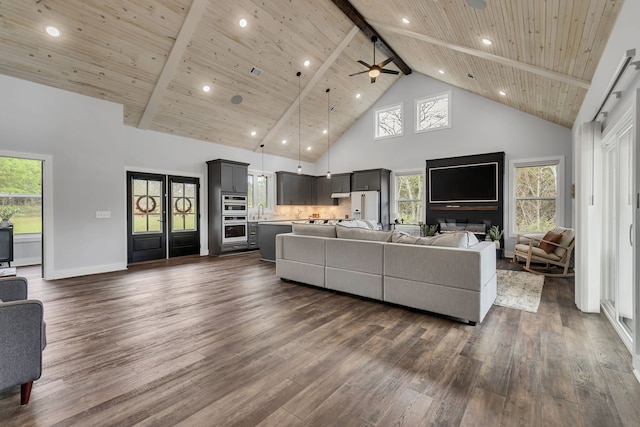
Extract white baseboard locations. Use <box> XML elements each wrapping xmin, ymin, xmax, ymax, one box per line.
<box><xmin>12</xmin><ymin>257</ymin><xmax>42</xmax><ymax>267</ymax></box>
<box><xmin>49</xmin><ymin>262</ymin><xmax>127</xmax><ymax>280</ymax></box>
<box><xmin>634</xmin><ymin>368</ymin><xmax>640</xmax><ymax>384</ymax></box>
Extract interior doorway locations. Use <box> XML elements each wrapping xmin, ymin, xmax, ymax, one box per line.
<box><xmin>126</xmin><ymin>171</ymin><xmax>200</xmax><ymax>264</ymax></box>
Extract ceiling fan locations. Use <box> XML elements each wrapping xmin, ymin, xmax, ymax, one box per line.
<box><xmin>349</xmin><ymin>36</ymin><xmax>399</xmax><ymax>83</ymax></box>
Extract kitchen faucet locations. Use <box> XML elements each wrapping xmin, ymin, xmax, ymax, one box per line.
<box><xmin>258</xmin><ymin>204</ymin><xmax>264</xmax><ymax>219</ymax></box>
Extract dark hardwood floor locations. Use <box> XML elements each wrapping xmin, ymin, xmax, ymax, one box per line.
<box><xmin>1</xmin><ymin>253</ymin><xmax>639</xmax><ymax>426</ymax></box>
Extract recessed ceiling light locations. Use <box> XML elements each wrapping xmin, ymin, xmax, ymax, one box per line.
<box><xmin>281</xmin><ymin>139</ymin><xmax>287</xmax><ymax>144</ymax></box>
<box><xmin>307</xmin><ymin>146</ymin><xmax>312</xmax><ymax>151</ymax></box>
<box><xmin>402</xmin><ymin>17</ymin><xmax>410</xmax><ymax>24</ymax></box>
<box><xmin>45</xmin><ymin>26</ymin><xmax>60</xmax><ymax>37</ymax></box>
<box><xmin>466</xmin><ymin>0</ymin><xmax>487</xmax><ymax>9</ymax></box>
<box><xmin>202</xmin><ymin>85</ymin><xmax>211</xmax><ymax>93</ymax></box>
<box><xmin>303</xmin><ymin>59</ymin><xmax>311</xmax><ymax>67</ymax></box>
<box><xmin>355</xmin><ymin>93</ymin><xmax>361</xmax><ymax>99</ymax></box>
<box><xmin>250</xmin><ymin>130</ymin><xmax>257</xmax><ymax>136</ymax></box>
<box><xmin>238</xmin><ymin>18</ymin><xmax>248</xmax><ymax>28</ymax></box>
<box><xmin>482</xmin><ymin>38</ymin><xmax>493</xmax><ymax>45</ymax></box>
<box><xmin>438</xmin><ymin>69</ymin><xmax>445</xmax><ymax>74</ymax></box>
<box><xmin>323</xmin><ymin>129</ymin><xmax>328</xmax><ymax>134</ymax></box>
<box><xmin>499</xmin><ymin>90</ymin><xmax>506</xmax><ymax>96</ymax></box>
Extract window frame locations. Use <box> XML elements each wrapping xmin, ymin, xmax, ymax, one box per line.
<box><xmin>414</xmin><ymin>90</ymin><xmax>452</xmax><ymax>134</ymax></box>
<box><xmin>374</xmin><ymin>102</ymin><xmax>404</xmax><ymax>140</ymax></box>
<box><xmin>393</xmin><ymin>170</ymin><xmax>425</xmax><ymax>225</ymax></box>
<box><xmin>508</xmin><ymin>156</ymin><xmax>565</xmax><ymax>237</ymax></box>
<box><xmin>247</xmin><ymin>170</ymin><xmax>274</xmax><ymax>218</ymax></box>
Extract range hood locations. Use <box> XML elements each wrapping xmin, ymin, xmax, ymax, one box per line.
<box><xmin>331</xmin><ymin>192</ymin><xmax>351</xmax><ymax>198</ymax></box>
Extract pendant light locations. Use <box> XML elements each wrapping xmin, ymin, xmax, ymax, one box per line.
<box><xmin>326</xmin><ymin>88</ymin><xmax>331</xmax><ymax>179</ymax></box>
<box><xmin>297</xmin><ymin>71</ymin><xmax>302</xmax><ymax>174</ymax></box>
<box><xmin>259</xmin><ymin>144</ymin><xmax>265</xmax><ymax>177</ymax></box>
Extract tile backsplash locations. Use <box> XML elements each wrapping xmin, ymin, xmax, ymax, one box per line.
<box><xmin>275</xmin><ymin>200</ymin><xmax>351</xmax><ymax>220</ymax></box>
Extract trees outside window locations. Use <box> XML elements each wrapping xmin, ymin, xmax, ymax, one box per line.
<box><xmin>247</xmin><ymin>173</ymin><xmax>269</xmax><ymax>209</ymax></box>
<box><xmin>415</xmin><ymin>92</ymin><xmax>451</xmax><ymax>133</ymax></box>
<box><xmin>374</xmin><ymin>103</ymin><xmax>403</xmax><ymax>139</ymax></box>
<box><xmin>511</xmin><ymin>157</ymin><xmax>563</xmax><ymax>234</ymax></box>
<box><xmin>0</xmin><ymin>157</ymin><xmax>42</xmax><ymax>234</ymax></box>
<box><xmin>396</xmin><ymin>172</ymin><xmax>423</xmax><ymax>224</ymax></box>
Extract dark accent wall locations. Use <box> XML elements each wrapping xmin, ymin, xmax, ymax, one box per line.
<box><xmin>425</xmin><ymin>152</ymin><xmax>505</xmax><ymax>239</ymax></box>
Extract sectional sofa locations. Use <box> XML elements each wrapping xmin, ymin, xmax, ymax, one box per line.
<box><xmin>275</xmin><ymin>223</ymin><xmax>497</xmax><ymax>325</ymax></box>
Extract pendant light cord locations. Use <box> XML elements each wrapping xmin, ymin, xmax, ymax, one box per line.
<box><xmin>326</xmin><ymin>88</ymin><xmax>331</xmax><ymax>178</ymax></box>
<box><xmin>297</xmin><ymin>71</ymin><xmax>302</xmax><ymax>173</ymax></box>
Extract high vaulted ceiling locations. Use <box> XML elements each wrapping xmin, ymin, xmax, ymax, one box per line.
<box><xmin>0</xmin><ymin>0</ymin><xmax>623</xmax><ymax>162</ymax></box>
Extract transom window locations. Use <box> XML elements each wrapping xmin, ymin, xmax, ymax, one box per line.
<box><xmin>395</xmin><ymin>172</ymin><xmax>424</xmax><ymax>224</ymax></box>
<box><xmin>415</xmin><ymin>91</ymin><xmax>451</xmax><ymax>133</ymax></box>
<box><xmin>374</xmin><ymin>103</ymin><xmax>403</xmax><ymax>139</ymax></box>
<box><xmin>510</xmin><ymin>157</ymin><xmax>564</xmax><ymax>235</ymax></box>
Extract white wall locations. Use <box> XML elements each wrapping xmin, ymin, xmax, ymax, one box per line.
<box><xmin>313</xmin><ymin>72</ymin><xmax>573</xmax><ymax>252</ymax></box>
<box><xmin>0</xmin><ymin>74</ymin><xmax>307</xmax><ymax>279</ymax></box>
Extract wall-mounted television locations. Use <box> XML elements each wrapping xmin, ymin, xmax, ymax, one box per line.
<box><xmin>429</xmin><ymin>161</ymin><xmax>499</xmax><ymax>203</ymax></box>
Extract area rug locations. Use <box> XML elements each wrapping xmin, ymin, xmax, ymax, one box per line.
<box><xmin>494</xmin><ymin>269</ymin><xmax>544</xmax><ymax>313</ymax></box>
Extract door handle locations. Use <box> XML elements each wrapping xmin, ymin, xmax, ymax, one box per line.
<box><xmin>630</xmin><ymin>224</ymin><xmax>633</xmax><ymax>246</ymax></box>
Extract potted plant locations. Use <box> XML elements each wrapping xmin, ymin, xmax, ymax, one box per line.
<box><xmin>488</xmin><ymin>225</ymin><xmax>503</xmax><ymax>248</ymax></box>
<box><xmin>419</xmin><ymin>223</ymin><xmax>438</xmax><ymax>237</ymax></box>
<box><xmin>0</xmin><ymin>205</ymin><xmax>20</xmax><ymax>228</ymax></box>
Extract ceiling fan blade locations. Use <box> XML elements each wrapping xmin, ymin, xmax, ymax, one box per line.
<box><xmin>357</xmin><ymin>60</ymin><xmax>372</xmax><ymax>68</ymax></box>
<box><xmin>381</xmin><ymin>69</ymin><xmax>400</xmax><ymax>75</ymax></box>
<box><xmin>370</xmin><ymin>76</ymin><xmax>377</xmax><ymax>84</ymax></box>
<box><xmin>378</xmin><ymin>57</ymin><xmax>394</xmax><ymax>67</ymax></box>
<box><xmin>349</xmin><ymin>70</ymin><xmax>369</xmax><ymax>77</ymax></box>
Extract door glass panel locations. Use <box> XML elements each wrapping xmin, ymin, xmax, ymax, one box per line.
<box><xmin>171</xmin><ymin>182</ymin><xmax>197</xmax><ymax>232</ymax></box>
<box><xmin>133</xmin><ymin>178</ymin><xmax>163</xmax><ymax>234</ymax></box>
<box><xmin>617</xmin><ymin>129</ymin><xmax>633</xmax><ymax>334</ymax></box>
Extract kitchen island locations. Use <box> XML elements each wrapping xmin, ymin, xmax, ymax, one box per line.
<box><xmin>258</xmin><ymin>221</ymin><xmax>294</xmax><ymax>261</ymax></box>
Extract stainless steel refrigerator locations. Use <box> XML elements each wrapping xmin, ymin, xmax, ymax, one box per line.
<box><xmin>351</xmin><ymin>190</ymin><xmax>380</xmax><ymax>223</ymax></box>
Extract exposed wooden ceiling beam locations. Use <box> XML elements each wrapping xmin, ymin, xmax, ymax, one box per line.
<box><xmin>257</xmin><ymin>25</ymin><xmax>361</xmax><ymax>152</ymax></box>
<box><xmin>330</xmin><ymin>0</ymin><xmax>412</xmax><ymax>76</ymax></box>
<box><xmin>371</xmin><ymin>21</ymin><xmax>591</xmax><ymax>90</ymax></box>
<box><xmin>138</xmin><ymin>0</ymin><xmax>209</xmax><ymax>130</ymax></box>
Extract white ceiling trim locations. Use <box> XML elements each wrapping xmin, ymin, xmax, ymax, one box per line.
<box><xmin>138</xmin><ymin>0</ymin><xmax>210</xmax><ymax>130</ymax></box>
<box><xmin>370</xmin><ymin>21</ymin><xmax>591</xmax><ymax>90</ymax></box>
<box><xmin>257</xmin><ymin>25</ymin><xmax>361</xmax><ymax>152</ymax></box>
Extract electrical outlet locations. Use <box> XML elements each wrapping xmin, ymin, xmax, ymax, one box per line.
<box><xmin>96</xmin><ymin>211</ymin><xmax>111</xmax><ymax>219</ymax></box>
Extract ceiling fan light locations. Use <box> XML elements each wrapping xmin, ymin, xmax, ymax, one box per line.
<box><xmin>369</xmin><ymin>68</ymin><xmax>381</xmax><ymax>78</ymax></box>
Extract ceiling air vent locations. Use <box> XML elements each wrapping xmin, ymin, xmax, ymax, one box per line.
<box><xmin>249</xmin><ymin>66</ymin><xmax>263</xmax><ymax>78</ymax></box>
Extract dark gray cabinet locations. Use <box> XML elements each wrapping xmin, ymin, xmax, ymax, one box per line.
<box><xmin>352</xmin><ymin>169</ymin><xmax>387</xmax><ymax>191</ymax></box>
<box><xmin>276</xmin><ymin>172</ymin><xmax>316</xmax><ymax>205</ymax></box>
<box><xmin>220</xmin><ymin>161</ymin><xmax>248</xmax><ymax>193</ymax></box>
<box><xmin>316</xmin><ymin>176</ymin><xmax>337</xmax><ymax>206</ymax></box>
<box><xmin>331</xmin><ymin>173</ymin><xmax>351</xmax><ymax>194</ymax></box>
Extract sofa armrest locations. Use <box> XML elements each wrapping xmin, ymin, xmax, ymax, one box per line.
<box><xmin>0</xmin><ymin>277</ymin><xmax>28</xmax><ymax>302</ymax></box>
<box><xmin>0</xmin><ymin>300</ymin><xmax>45</xmax><ymax>391</ymax></box>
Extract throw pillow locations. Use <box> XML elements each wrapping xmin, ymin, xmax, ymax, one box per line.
<box><xmin>391</xmin><ymin>231</ymin><xmax>418</xmax><ymax>244</ymax></box>
<box><xmin>539</xmin><ymin>231</ymin><xmax>563</xmax><ymax>253</ymax></box>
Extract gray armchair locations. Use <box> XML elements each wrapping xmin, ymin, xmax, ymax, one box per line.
<box><xmin>0</xmin><ymin>276</ymin><xmax>47</xmax><ymax>405</ymax></box>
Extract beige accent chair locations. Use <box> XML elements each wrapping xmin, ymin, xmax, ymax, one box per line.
<box><xmin>512</xmin><ymin>227</ymin><xmax>575</xmax><ymax>277</ymax></box>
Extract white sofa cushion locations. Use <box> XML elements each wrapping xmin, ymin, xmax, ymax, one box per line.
<box><xmin>277</xmin><ymin>234</ymin><xmax>327</xmax><ymax>265</ymax></box>
<box><xmin>336</xmin><ymin>226</ymin><xmax>393</xmax><ymax>242</ymax></box>
<box><xmin>326</xmin><ymin>239</ymin><xmax>384</xmax><ymax>275</ymax></box>
<box><xmin>292</xmin><ymin>223</ymin><xmax>337</xmax><ymax>238</ymax></box>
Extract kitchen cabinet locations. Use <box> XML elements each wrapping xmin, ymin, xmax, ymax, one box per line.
<box><xmin>352</xmin><ymin>169</ymin><xmax>390</xmax><ymax>191</ymax></box>
<box><xmin>248</xmin><ymin>221</ymin><xmax>259</xmax><ymax>249</ymax></box>
<box><xmin>316</xmin><ymin>176</ymin><xmax>337</xmax><ymax>206</ymax></box>
<box><xmin>276</xmin><ymin>172</ymin><xmax>316</xmax><ymax>205</ymax></box>
<box><xmin>258</xmin><ymin>222</ymin><xmax>293</xmax><ymax>261</ymax></box>
<box><xmin>207</xmin><ymin>159</ymin><xmax>250</xmax><ymax>255</ymax></box>
<box><xmin>219</xmin><ymin>161</ymin><xmax>248</xmax><ymax>193</ymax></box>
<box><xmin>331</xmin><ymin>173</ymin><xmax>351</xmax><ymax>194</ymax></box>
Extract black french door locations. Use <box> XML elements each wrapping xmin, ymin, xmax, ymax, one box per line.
<box><xmin>127</xmin><ymin>172</ymin><xmax>199</xmax><ymax>264</ymax></box>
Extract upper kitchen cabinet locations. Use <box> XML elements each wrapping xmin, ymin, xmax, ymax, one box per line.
<box><xmin>316</xmin><ymin>176</ymin><xmax>337</xmax><ymax>206</ymax></box>
<box><xmin>276</xmin><ymin>172</ymin><xmax>316</xmax><ymax>205</ymax></box>
<box><xmin>331</xmin><ymin>173</ymin><xmax>351</xmax><ymax>194</ymax></box>
<box><xmin>217</xmin><ymin>160</ymin><xmax>249</xmax><ymax>194</ymax></box>
<box><xmin>352</xmin><ymin>169</ymin><xmax>391</xmax><ymax>192</ymax></box>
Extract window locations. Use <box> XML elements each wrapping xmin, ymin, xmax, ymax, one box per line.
<box><xmin>510</xmin><ymin>157</ymin><xmax>564</xmax><ymax>235</ymax></box>
<box><xmin>247</xmin><ymin>172</ymin><xmax>270</xmax><ymax>210</ymax></box>
<box><xmin>395</xmin><ymin>172</ymin><xmax>424</xmax><ymax>224</ymax></box>
<box><xmin>374</xmin><ymin>103</ymin><xmax>403</xmax><ymax>139</ymax></box>
<box><xmin>415</xmin><ymin>91</ymin><xmax>451</xmax><ymax>133</ymax></box>
<box><xmin>0</xmin><ymin>157</ymin><xmax>42</xmax><ymax>234</ymax></box>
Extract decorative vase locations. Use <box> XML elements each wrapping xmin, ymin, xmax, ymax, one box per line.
<box><xmin>493</xmin><ymin>240</ymin><xmax>500</xmax><ymax>249</ymax></box>
<box><xmin>0</xmin><ymin>218</ymin><xmax>11</xmax><ymax>228</ymax></box>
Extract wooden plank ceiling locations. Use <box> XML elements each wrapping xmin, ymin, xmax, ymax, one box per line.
<box><xmin>0</xmin><ymin>0</ymin><xmax>623</xmax><ymax>162</ymax></box>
